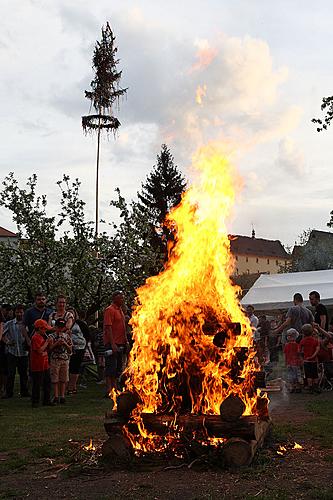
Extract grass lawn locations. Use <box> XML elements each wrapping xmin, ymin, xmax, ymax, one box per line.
<box><xmin>0</xmin><ymin>382</ymin><xmax>113</xmax><ymax>473</ymax></box>
<box><xmin>272</xmin><ymin>397</ymin><xmax>333</xmax><ymax>449</ymax></box>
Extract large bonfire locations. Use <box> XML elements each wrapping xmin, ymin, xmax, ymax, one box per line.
<box><xmin>122</xmin><ymin>144</ymin><xmax>260</xmax><ymax>452</ymax></box>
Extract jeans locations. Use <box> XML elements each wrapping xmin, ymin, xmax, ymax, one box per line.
<box><xmin>6</xmin><ymin>353</ymin><xmax>29</xmax><ymax>397</ymax></box>
<box><xmin>31</xmin><ymin>370</ymin><xmax>51</xmax><ymax>404</ymax></box>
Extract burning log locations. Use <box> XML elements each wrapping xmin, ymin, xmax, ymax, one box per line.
<box><xmin>105</xmin><ymin>412</ymin><xmax>270</xmax><ymax>442</ymax></box>
<box><xmin>219</xmin><ymin>394</ymin><xmax>246</xmax><ymax>422</ymax></box>
<box><xmin>116</xmin><ymin>391</ymin><xmax>141</xmax><ymax>419</ymax></box>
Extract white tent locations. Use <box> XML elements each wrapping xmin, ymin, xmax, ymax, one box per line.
<box><xmin>241</xmin><ymin>269</ymin><xmax>333</xmax><ymax>312</ymax></box>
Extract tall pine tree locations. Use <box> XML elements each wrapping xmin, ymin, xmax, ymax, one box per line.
<box><xmin>136</xmin><ymin>144</ymin><xmax>186</xmax><ymax>263</ymax></box>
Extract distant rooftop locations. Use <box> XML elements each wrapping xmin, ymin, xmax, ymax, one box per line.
<box><xmin>0</xmin><ymin>226</ymin><xmax>17</xmax><ymax>238</ymax></box>
<box><xmin>309</xmin><ymin>229</ymin><xmax>333</xmax><ymax>240</ymax></box>
<box><xmin>229</xmin><ymin>234</ymin><xmax>290</xmax><ymax>259</ymax></box>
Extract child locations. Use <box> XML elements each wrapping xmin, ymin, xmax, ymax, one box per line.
<box><xmin>299</xmin><ymin>323</ymin><xmax>320</xmax><ymax>393</ymax></box>
<box><xmin>49</xmin><ymin>318</ymin><xmax>72</xmax><ymax>404</ymax></box>
<box><xmin>283</xmin><ymin>328</ymin><xmax>302</xmax><ymax>393</ymax></box>
<box><xmin>30</xmin><ymin>319</ymin><xmax>53</xmax><ymax>408</ymax></box>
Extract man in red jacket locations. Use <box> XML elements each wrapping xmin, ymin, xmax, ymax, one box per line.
<box><xmin>103</xmin><ymin>291</ymin><xmax>129</xmax><ymax>396</ymax></box>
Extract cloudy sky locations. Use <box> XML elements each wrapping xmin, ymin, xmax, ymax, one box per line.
<box><xmin>0</xmin><ymin>0</ymin><xmax>332</xmax><ymax>246</ymax></box>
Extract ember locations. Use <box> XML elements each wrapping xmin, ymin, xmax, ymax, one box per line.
<box><xmin>106</xmin><ymin>145</ymin><xmax>270</xmax><ymax>464</ymax></box>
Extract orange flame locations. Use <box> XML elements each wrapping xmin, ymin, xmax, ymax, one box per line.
<box><xmin>124</xmin><ymin>144</ymin><xmax>258</xmax><ymax>451</ymax></box>
<box><xmin>83</xmin><ymin>438</ymin><xmax>96</xmax><ymax>451</ymax></box>
<box><xmin>196</xmin><ymin>84</ymin><xmax>207</xmax><ymax>105</ymax></box>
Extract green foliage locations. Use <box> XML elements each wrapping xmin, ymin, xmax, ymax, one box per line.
<box><xmin>136</xmin><ymin>144</ymin><xmax>186</xmax><ymax>270</ymax></box>
<box><xmin>312</xmin><ymin>96</ymin><xmax>333</xmax><ymax>132</ymax></box>
<box><xmin>110</xmin><ymin>189</ymin><xmax>163</xmax><ymax>300</ymax></box>
<box><xmin>0</xmin><ymin>173</ymin><xmax>117</xmax><ymax>314</ymax></box>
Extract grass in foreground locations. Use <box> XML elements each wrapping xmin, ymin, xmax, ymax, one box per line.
<box><xmin>0</xmin><ymin>382</ymin><xmax>112</xmax><ymax>473</ymax></box>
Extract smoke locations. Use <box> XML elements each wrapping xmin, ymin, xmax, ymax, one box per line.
<box><xmin>276</xmin><ymin>137</ymin><xmax>305</xmax><ymax>177</ymax></box>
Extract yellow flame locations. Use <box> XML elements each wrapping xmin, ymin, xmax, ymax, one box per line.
<box><xmin>196</xmin><ymin>84</ymin><xmax>207</xmax><ymax>105</ymax></box>
<box><xmin>108</xmin><ymin>387</ymin><xmax>119</xmax><ymax>410</ymax></box>
<box><xmin>293</xmin><ymin>442</ymin><xmax>302</xmax><ymax>450</ymax></box>
<box><xmin>124</xmin><ymin>144</ymin><xmax>258</xmax><ymax>451</ymax></box>
<box><xmin>83</xmin><ymin>438</ymin><xmax>96</xmax><ymax>451</ymax></box>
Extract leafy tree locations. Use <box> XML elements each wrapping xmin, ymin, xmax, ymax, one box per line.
<box><xmin>136</xmin><ymin>144</ymin><xmax>186</xmax><ymax>265</ymax></box>
<box><xmin>312</xmin><ymin>96</ymin><xmax>333</xmax><ymax>132</ymax></box>
<box><xmin>110</xmin><ymin>189</ymin><xmax>162</xmax><ymax>300</ymax></box>
<box><xmin>0</xmin><ymin>174</ymin><xmax>117</xmax><ymax>315</ymax></box>
<box><xmin>82</xmin><ymin>22</ymin><xmax>127</xmax><ymax>234</ymax></box>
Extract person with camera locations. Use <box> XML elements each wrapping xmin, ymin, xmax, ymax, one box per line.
<box><xmin>103</xmin><ymin>291</ymin><xmax>130</xmax><ymax>396</ymax></box>
<box><xmin>49</xmin><ymin>318</ymin><xmax>72</xmax><ymax>404</ymax></box>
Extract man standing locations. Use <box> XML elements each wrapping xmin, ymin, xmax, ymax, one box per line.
<box><xmin>309</xmin><ymin>291</ymin><xmax>329</xmax><ymax>331</ymax></box>
<box><xmin>24</xmin><ymin>292</ymin><xmax>53</xmax><ymax>337</ymax></box>
<box><xmin>246</xmin><ymin>305</ymin><xmax>259</xmax><ymax>329</ymax></box>
<box><xmin>274</xmin><ymin>293</ymin><xmax>314</xmax><ymax>336</ymax></box>
<box><xmin>2</xmin><ymin>304</ymin><xmax>30</xmax><ymax>399</ymax></box>
<box><xmin>103</xmin><ymin>291</ymin><xmax>129</xmax><ymax>395</ymax></box>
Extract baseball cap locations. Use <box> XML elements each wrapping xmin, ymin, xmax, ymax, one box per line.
<box><xmin>34</xmin><ymin>319</ymin><xmax>52</xmax><ymax>331</ymax></box>
<box><xmin>55</xmin><ymin>318</ymin><xmax>67</xmax><ymax>328</ymax></box>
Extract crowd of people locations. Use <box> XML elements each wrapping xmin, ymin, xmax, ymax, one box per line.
<box><xmin>247</xmin><ymin>291</ymin><xmax>333</xmax><ymax>393</ymax></box>
<box><xmin>1</xmin><ymin>288</ymin><xmax>332</xmax><ymax>407</ymax></box>
<box><xmin>0</xmin><ymin>291</ymin><xmax>130</xmax><ymax>407</ymax></box>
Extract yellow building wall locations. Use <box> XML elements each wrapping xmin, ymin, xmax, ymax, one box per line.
<box><xmin>232</xmin><ymin>254</ymin><xmax>291</xmax><ymax>275</ymax></box>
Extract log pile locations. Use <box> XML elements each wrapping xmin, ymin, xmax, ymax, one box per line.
<box><xmin>103</xmin><ymin>393</ymin><xmax>271</xmax><ymax>467</ymax></box>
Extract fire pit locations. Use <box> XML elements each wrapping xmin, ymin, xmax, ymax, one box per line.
<box><xmin>103</xmin><ymin>147</ymin><xmax>271</xmax><ymax>467</ymax></box>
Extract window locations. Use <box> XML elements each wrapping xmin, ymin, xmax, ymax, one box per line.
<box><xmin>235</xmin><ymin>255</ymin><xmax>238</xmax><ymax>261</ymax></box>
<box><xmin>276</xmin><ymin>260</ymin><xmax>279</xmax><ymax>265</ymax></box>
<box><xmin>246</xmin><ymin>269</ymin><xmax>250</xmax><ymax>274</ymax></box>
<box><xmin>267</xmin><ymin>258</ymin><xmax>270</xmax><ymax>264</ymax></box>
<box><xmin>246</xmin><ymin>256</ymin><xmax>248</xmax><ymax>262</ymax></box>
<box><xmin>236</xmin><ymin>268</ymin><xmax>239</xmax><ymax>275</ymax></box>
<box><xmin>257</xmin><ymin>270</ymin><xmax>260</xmax><ymax>274</ymax></box>
<box><xmin>256</xmin><ymin>257</ymin><xmax>259</xmax><ymax>263</ymax></box>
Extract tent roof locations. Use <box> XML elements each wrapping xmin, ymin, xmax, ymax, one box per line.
<box><xmin>241</xmin><ymin>269</ymin><xmax>333</xmax><ymax>311</ymax></box>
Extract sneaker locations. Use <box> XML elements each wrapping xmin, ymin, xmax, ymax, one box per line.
<box><xmin>52</xmin><ymin>397</ymin><xmax>59</xmax><ymax>405</ymax></box>
<box><xmin>59</xmin><ymin>397</ymin><xmax>66</xmax><ymax>404</ymax></box>
<box><xmin>96</xmin><ymin>380</ymin><xmax>105</xmax><ymax>385</ymax></box>
<box><xmin>78</xmin><ymin>384</ymin><xmax>87</xmax><ymax>389</ymax></box>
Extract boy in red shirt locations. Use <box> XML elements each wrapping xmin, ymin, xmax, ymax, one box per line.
<box><xmin>31</xmin><ymin>319</ymin><xmax>53</xmax><ymax>407</ymax></box>
<box><xmin>284</xmin><ymin>328</ymin><xmax>302</xmax><ymax>392</ymax></box>
<box><xmin>299</xmin><ymin>324</ymin><xmax>320</xmax><ymax>393</ymax></box>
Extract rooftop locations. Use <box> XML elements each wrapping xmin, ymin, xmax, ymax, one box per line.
<box><xmin>0</xmin><ymin>226</ymin><xmax>17</xmax><ymax>238</ymax></box>
<box><xmin>229</xmin><ymin>235</ymin><xmax>290</xmax><ymax>259</ymax></box>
